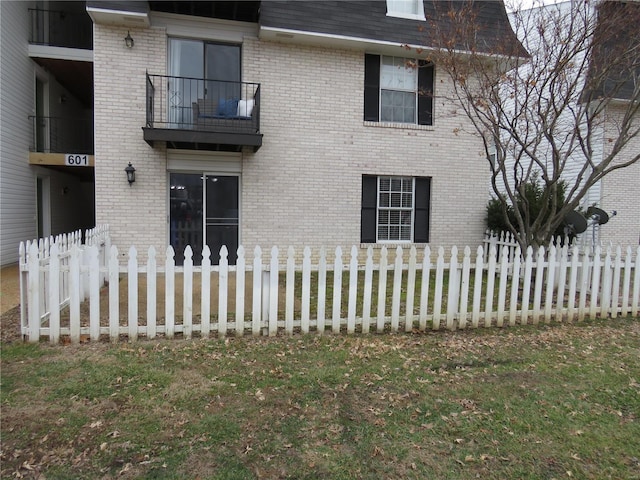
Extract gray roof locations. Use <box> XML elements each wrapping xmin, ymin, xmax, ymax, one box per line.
<box><xmin>259</xmin><ymin>1</ymin><xmax>526</xmax><ymax>56</ymax></box>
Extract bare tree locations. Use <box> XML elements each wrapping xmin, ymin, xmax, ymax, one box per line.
<box><xmin>422</xmin><ymin>0</ymin><xmax>640</xmax><ymax>250</ymax></box>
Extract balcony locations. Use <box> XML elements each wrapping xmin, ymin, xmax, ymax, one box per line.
<box><xmin>28</xmin><ymin>116</ymin><xmax>94</xmax><ymax>178</ymax></box>
<box><xmin>143</xmin><ymin>74</ymin><xmax>262</xmax><ymax>152</ymax></box>
<box><xmin>29</xmin><ymin>7</ymin><xmax>93</xmax><ymax>50</ymax></box>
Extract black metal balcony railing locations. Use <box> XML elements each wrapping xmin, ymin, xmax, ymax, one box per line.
<box><xmin>29</xmin><ymin>116</ymin><xmax>94</xmax><ymax>154</ymax></box>
<box><xmin>145</xmin><ymin>74</ymin><xmax>260</xmax><ymax>135</ymax></box>
<box><xmin>29</xmin><ymin>8</ymin><xmax>92</xmax><ymax>50</ymax></box>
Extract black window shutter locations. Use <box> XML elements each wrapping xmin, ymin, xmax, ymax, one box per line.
<box><xmin>414</xmin><ymin>177</ymin><xmax>431</xmax><ymax>243</ymax></box>
<box><xmin>361</xmin><ymin>175</ymin><xmax>378</xmax><ymax>243</ymax></box>
<box><xmin>417</xmin><ymin>61</ymin><xmax>434</xmax><ymax>126</ymax></box>
<box><xmin>364</xmin><ymin>54</ymin><xmax>380</xmax><ymax>122</ymax></box>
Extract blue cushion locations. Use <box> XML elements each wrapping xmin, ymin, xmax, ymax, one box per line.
<box><xmin>217</xmin><ymin>98</ymin><xmax>239</xmax><ymax>117</ymax></box>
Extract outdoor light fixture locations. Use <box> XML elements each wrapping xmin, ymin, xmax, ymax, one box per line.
<box><xmin>124</xmin><ymin>31</ymin><xmax>134</xmax><ymax>48</ymax></box>
<box><xmin>125</xmin><ymin>162</ymin><xmax>136</xmax><ymax>186</ymax></box>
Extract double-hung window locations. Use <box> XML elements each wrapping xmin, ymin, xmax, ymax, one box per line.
<box><xmin>364</xmin><ymin>54</ymin><xmax>434</xmax><ymax>126</ymax></box>
<box><xmin>361</xmin><ymin>175</ymin><xmax>431</xmax><ymax>243</ymax></box>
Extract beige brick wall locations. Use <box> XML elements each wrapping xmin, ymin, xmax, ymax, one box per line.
<box><xmin>94</xmin><ymin>24</ymin><xmax>492</xmax><ymax>258</ymax></box>
<box><xmin>598</xmin><ymin>106</ymin><xmax>640</xmax><ymax>247</ymax></box>
<box><xmin>94</xmin><ymin>25</ymin><xmax>168</xmax><ymax>259</ymax></box>
<box><xmin>241</xmin><ymin>39</ymin><xmax>489</xmax><ymax>255</ymax></box>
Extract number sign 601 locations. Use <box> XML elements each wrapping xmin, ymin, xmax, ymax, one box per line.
<box><xmin>65</xmin><ymin>154</ymin><xmax>89</xmax><ymax>166</ymax></box>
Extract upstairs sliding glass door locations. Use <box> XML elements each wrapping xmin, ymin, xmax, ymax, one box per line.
<box><xmin>168</xmin><ymin>38</ymin><xmax>240</xmax><ymax>128</ymax></box>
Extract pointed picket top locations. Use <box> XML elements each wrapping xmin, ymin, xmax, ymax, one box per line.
<box><xmin>476</xmin><ymin>245</ymin><xmax>483</xmax><ymax>258</ymax></box>
<box><xmin>148</xmin><ymin>245</ymin><xmax>156</xmax><ymax>259</ymax></box>
<box><xmin>270</xmin><ymin>245</ymin><xmax>279</xmax><ymax>258</ymax></box>
<box><xmin>367</xmin><ymin>245</ymin><xmax>374</xmax><ymax>258</ymax></box>
<box><xmin>109</xmin><ymin>244</ymin><xmax>119</xmax><ymax>261</ymax></box>
<box><xmin>395</xmin><ymin>245</ymin><xmax>403</xmax><ymax>258</ymax></box>
<box><xmin>19</xmin><ymin>242</ymin><xmax>24</xmax><ymax>260</ymax></box>
<box><xmin>351</xmin><ymin>245</ymin><xmax>358</xmax><ymax>260</ymax></box>
<box><xmin>424</xmin><ymin>245</ymin><xmax>431</xmax><ymax>259</ymax></box>
<box><xmin>409</xmin><ymin>245</ymin><xmax>417</xmax><ymax>261</ymax></box>
<box><xmin>335</xmin><ymin>245</ymin><xmax>343</xmax><ymax>259</ymax></box>
<box><xmin>253</xmin><ymin>245</ymin><xmax>262</xmax><ymax>260</ymax></box>
<box><xmin>437</xmin><ymin>246</ymin><xmax>445</xmax><ymax>258</ymax></box>
<box><xmin>303</xmin><ymin>246</ymin><xmax>311</xmax><ymax>259</ymax></box>
<box><xmin>526</xmin><ymin>245</ymin><xmax>534</xmax><ymax>259</ymax></box>
<box><xmin>451</xmin><ymin>245</ymin><xmax>458</xmax><ymax>259</ymax></box>
<box><xmin>488</xmin><ymin>245</ymin><xmax>497</xmax><ymax>260</ymax></box>
<box><xmin>219</xmin><ymin>245</ymin><xmax>228</xmax><ymax>261</ymax></box>
<box><xmin>500</xmin><ymin>243</ymin><xmax>509</xmax><ymax>261</ymax></box>
<box><xmin>237</xmin><ymin>245</ymin><xmax>245</xmax><ymax>260</ymax></box>
<box><xmin>182</xmin><ymin>245</ymin><xmax>192</xmax><ymax>261</ymax></box>
<box><xmin>202</xmin><ymin>245</ymin><xmax>211</xmax><ymax>263</ymax></box>
<box><xmin>128</xmin><ymin>245</ymin><xmax>137</xmax><ymax>261</ymax></box>
<box><xmin>464</xmin><ymin>245</ymin><xmax>471</xmax><ymax>257</ymax></box>
<box><xmin>380</xmin><ymin>246</ymin><xmax>388</xmax><ymax>261</ymax></box>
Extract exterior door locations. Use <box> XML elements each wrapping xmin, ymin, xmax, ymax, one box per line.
<box><xmin>169</xmin><ymin>173</ymin><xmax>239</xmax><ymax>265</ymax></box>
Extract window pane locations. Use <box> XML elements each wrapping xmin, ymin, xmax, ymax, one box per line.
<box><xmin>380</xmin><ymin>192</ymin><xmax>390</xmax><ymax>208</ymax></box>
<box><xmin>381</xmin><ymin>90</ymin><xmax>416</xmax><ymax>123</ymax></box>
<box><xmin>378</xmin><ymin>225</ymin><xmax>389</xmax><ymax>240</ymax></box>
<box><xmin>391</xmin><ymin>192</ymin><xmax>401</xmax><ymax>207</ymax></box>
<box><xmin>402</xmin><ymin>193</ymin><xmax>412</xmax><ymax>208</ymax></box>
<box><xmin>387</xmin><ymin>0</ymin><xmax>419</xmax><ymax>15</ymax></box>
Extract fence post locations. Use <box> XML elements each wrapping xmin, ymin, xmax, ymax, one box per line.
<box><xmin>509</xmin><ymin>246</ymin><xmax>522</xmax><ymax>327</ymax></box>
<box><xmin>472</xmin><ymin>246</ymin><xmax>484</xmax><ymax>328</ymax></box>
<box><xmin>433</xmin><ymin>247</ymin><xmax>445</xmax><ymax>330</ymax></box>
<box><xmin>544</xmin><ymin>245</ymin><xmax>556</xmax><ymax>324</ymax></box>
<box><xmin>317</xmin><ymin>247</ymin><xmax>327</xmax><ymax>334</ymax></box>
<box><xmin>484</xmin><ymin>246</ymin><xmax>497</xmax><ymax>327</ymax></box>
<box><xmin>201</xmin><ymin>245</ymin><xmax>211</xmax><ymax>338</ymax></box>
<box><xmin>459</xmin><ymin>246</ymin><xmax>471</xmax><ymax>329</ymax></box>
<box><xmin>27</xmin><ymin>242</ymin><xmax>41</xmax><ymax>342</ymax></box>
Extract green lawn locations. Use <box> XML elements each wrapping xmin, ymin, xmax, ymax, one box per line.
<box><xmin>1</xmin><ymin>318</ymin><xmax>639</xmax><ymax>479</ymax></box>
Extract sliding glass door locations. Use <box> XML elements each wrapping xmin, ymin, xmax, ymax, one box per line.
<box><xmin>168</xmin><ymin>38</ymin><xmax>240</xmax><ymax>128</ymax></box>
<box><xmin>169</xmin><ymin>173</ymin><xmax>239</xmax><ymax>265</ymax></box>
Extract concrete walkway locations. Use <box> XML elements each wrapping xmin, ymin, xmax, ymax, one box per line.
<box><xmin>1</xmin><ymin>264</ymin><xmax>21</xmax><ymax>315</ymax></box>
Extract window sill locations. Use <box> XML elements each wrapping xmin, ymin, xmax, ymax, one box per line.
<box><xmin>360</xmin><ymin>243</ymin><xmax>429</xmax><ymax>250</ymax></box>
<box><xmin>364</xmin><ymin>121</ymin><xmax>434</xmax><ymax>131</ymax></box>
<box><xmin>385</xmin><ymin>12</ymin><xmax>426</xmax><ymax>21</ymax></box>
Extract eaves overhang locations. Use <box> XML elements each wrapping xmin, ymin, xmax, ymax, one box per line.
<box><xmin>259</xmin><ymin>26</ymin><xmax>439</xmax><ymax>57</ymax></box>
<box><xmin>87</xmin><ymin>5</ymin><xmax>150</xmax><ymax>27</ymax></box>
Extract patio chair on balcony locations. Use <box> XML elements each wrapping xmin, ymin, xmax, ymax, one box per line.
<box><xmin>192</xmin><ymin>97</ymin><xmax>257</xmax><ymax>132</ymax></box>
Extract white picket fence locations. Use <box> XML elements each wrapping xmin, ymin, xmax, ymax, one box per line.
<box><xmin>19</xmin><ymin>236</ymin><xmax>640</xmax><ymax>344</ymax></box>
<box><xmin>19</xmin><ymin>225</ymin><xmax>111</xmax><ymax>340</ymax></box>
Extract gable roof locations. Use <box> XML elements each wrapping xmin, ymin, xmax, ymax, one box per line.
<box><xmin>259</xmin><ymin>0</ymin><xmax>526</xmax><ymax>56</ymax></box>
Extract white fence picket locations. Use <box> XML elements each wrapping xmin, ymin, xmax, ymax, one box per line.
<box><xmin>236</xmin><ymin>246</ymin><xmax>246</xmax><ymax>337</ymax></box>
<box><xmin>218</xmin><ymin>246</ymin><xmax>228</xmax><ymax>339</ymax></box>
<box><xmin>18</xmin><ymin>228</ymin><xmax>640</xmax><ymax>343</ymax></box>
<box><xmin>183</xmin><ymin>246</ymin><xmax>194</xmax><ymax>340</ymax></box>
<box><xmin>147</xmin><ymin>246</ymin><xmax>157</xmax><ymax>339</ymax></box>
<box><xmin>332</xmin><ymin>247</ymin><xmax>343</xmax><ymax>334</ymax></box>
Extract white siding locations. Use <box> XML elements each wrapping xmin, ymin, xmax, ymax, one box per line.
<box><xmin>1</xmin><ymin>1</ymin><xmax>37</xmax><ymax>266</ymax></box>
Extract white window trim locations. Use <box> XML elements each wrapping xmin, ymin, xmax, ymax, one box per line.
<box><xmin>376</xmin><ymin>176</ymin><xmax>415</xmax><ymax>244</ymax></box>
<box><xmin>385</xmin><ymin>0</ymin><xmax>426</xmax><ymax>21</ymax></box>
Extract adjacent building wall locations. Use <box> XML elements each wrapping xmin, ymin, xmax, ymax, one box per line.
<box><xmin>1</xmin><ymin>1</ymin><xmax>37</xmax><ymax>265</ymax></box>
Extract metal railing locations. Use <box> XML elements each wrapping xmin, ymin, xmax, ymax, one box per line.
<box><xmin>29</xmin><ymin>116</ymin><xmax>94</xmax><ymax>154</ymax></box>
<box><xmin>145</xmin><ymin>73</ymin><xmax>260</xmax><ymax>134</ymax></box>
<box><xmin>29</xmin><ymin>8</ymin><xmax>92</xmax><ymax>49</ymax></box>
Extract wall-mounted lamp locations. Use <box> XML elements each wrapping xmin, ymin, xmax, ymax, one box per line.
<box><xmin>125</xmin><ymin>162</ymin><xmax>136</xmax><ymax>186</ymax></box>
<box><xmin>124</xmin><ymin>31</ymin><xmax>134</xmax><ymax>49</ymax></box>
